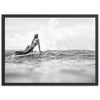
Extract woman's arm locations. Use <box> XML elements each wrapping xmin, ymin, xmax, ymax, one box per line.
<box><xmin>38</xmin><ymin>39</ymin><xmax>41</xmax><ymax>52</ymax></box>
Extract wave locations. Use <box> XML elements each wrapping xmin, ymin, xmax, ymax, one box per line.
<box><xmin>5</xmin><ymin>50</ymin><xmax>95</xmax><ymax>63</ymax></box>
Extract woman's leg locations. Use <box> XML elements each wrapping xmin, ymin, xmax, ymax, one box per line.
<box><xmin>24</xmin><ymin>45</ymin><xmax>33</xmax><ymax>52</ymax></box>
<box><xmin>15</xmin><ymin>45</ymin><xmax>35</xmax><ymax>55</ymax></box>
<box><xmin>15</xmin><ymin>51</ymin><xmax>25</xmax><ymax>55</ymax></box>
<box><xmin>24</xmin><ymin>45</ymin><xmax>30</xmax><ymax>51</ymax></box>
<box><xmin>24</xmin><ymin>46</ymin><xmax>35</xmax><ymax>54</ymax></box>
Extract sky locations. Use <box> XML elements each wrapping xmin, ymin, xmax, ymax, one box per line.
<box><xmin>5</xmin><ymin>17</ymin><xmax>95</xmax><ymax>50</ymax></box>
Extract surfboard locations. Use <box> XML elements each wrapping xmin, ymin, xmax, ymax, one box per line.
<box><xmin>11</xmin><ymin>52</ymin><xmax>40</xmax><ymax>58</ymax></box>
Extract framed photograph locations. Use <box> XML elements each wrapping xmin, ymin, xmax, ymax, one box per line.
<box><xmin>2</xmin><ymin>14</ymin><xmax>98</xmax><ymax>86</ymax></box>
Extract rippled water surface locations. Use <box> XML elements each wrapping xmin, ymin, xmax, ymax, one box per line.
<box><xmin>5</xmin><ymin>50</ymin><xmax>95</xmax><ymax>83</ymax></box>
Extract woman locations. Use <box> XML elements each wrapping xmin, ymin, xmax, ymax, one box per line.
<box><xmin>15</xmin><ymin>34</ymin><xmax>41</xmax><ymax>55</ymax></box>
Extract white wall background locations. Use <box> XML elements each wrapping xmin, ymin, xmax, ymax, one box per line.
<box><xmin>0</xmin><ymin>0</ymin><xmax>100</xmax><ymax>100</ymax></box>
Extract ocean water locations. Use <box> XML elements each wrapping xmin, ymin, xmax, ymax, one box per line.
<box><xmin>5</xmin><ymin>50</ymin><xmax>95</xmax><ymax>83</ymax></box>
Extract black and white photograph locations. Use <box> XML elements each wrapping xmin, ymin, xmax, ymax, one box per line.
<box><xmin>2</xmin><ymin>15</ymin><xmax>98</xmax><ymax>85</ymax></box>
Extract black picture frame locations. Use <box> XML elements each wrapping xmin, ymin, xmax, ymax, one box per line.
<box><xmin>2</xmin><ymin>14</ymin><xmax>98</xmax><ymax>86</ymax></box>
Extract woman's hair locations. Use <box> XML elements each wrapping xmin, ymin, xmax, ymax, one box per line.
<box><xmin>34</xmin><ymin>34</ymin><xmax>38</xmax><ymax>39</ymax></box>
